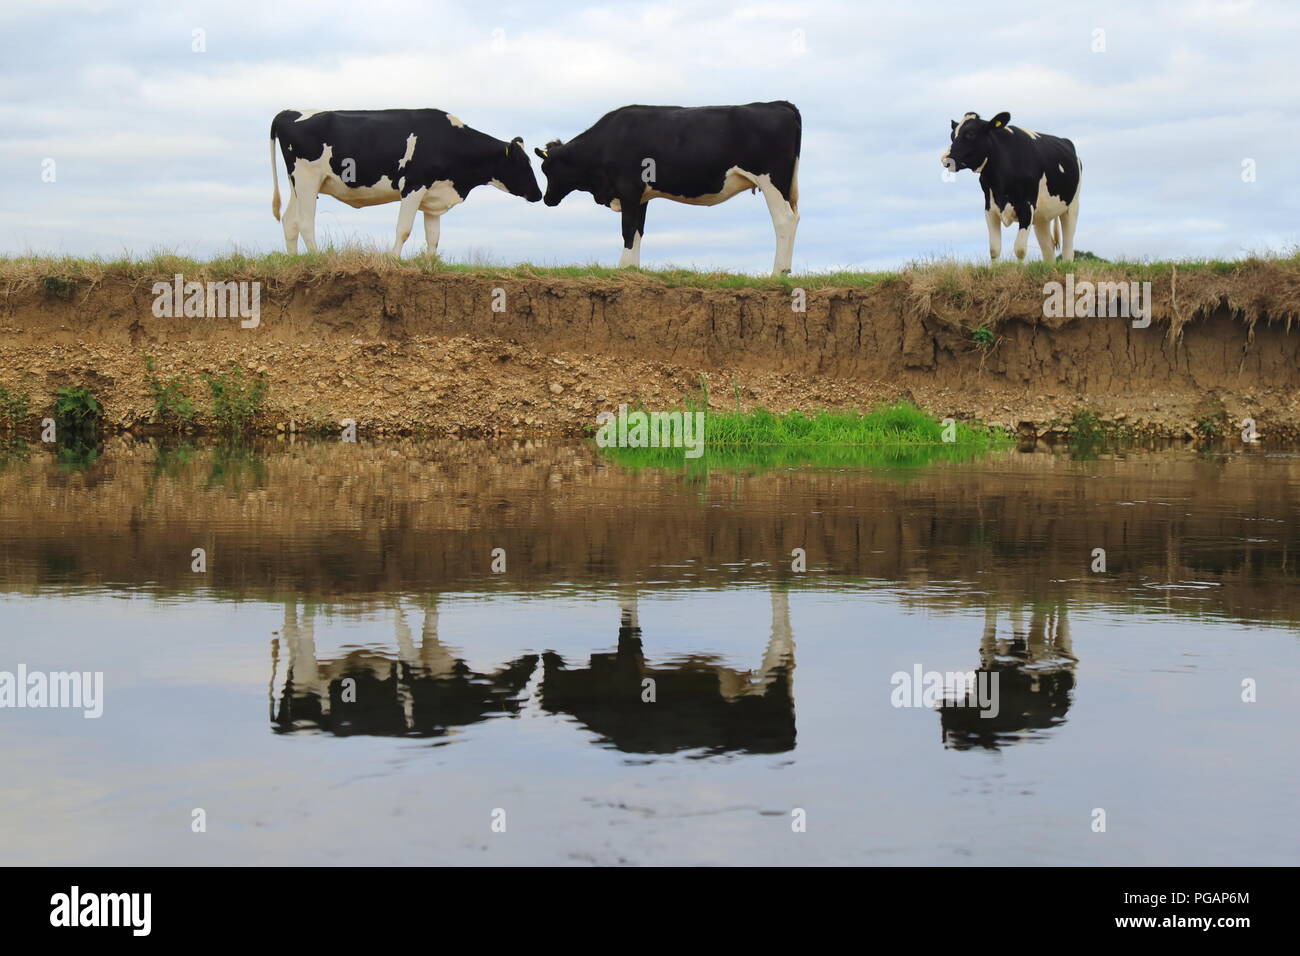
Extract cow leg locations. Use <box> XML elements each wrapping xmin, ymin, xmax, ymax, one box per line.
<box><xmin>391</xmin><ymin>187</ymin><xmax>427</xmax><ymax>257</ymax></box>
<box><xmin>1033</xmin><ymin>219</ymin><xmax>1056</xmax><ymax>263</ymax></box>
<box><xmin>1012</xmin><ymin>203</ymin><xmax>1033</xmax><ymax>261</ymax></box>
<box><xmin>617</xmin><ymin>201</ymin><xmax>645</xmax><ymax>268</ymax></box>
<box><xmin>282</xmin><ymin>191</ymin><xmax>300</xmax><ymax>254</ymax></box>
<box><xmin>985</xmin><ymin>205</ymin><xmax>1002</xmax><ymax>261</ymax></box>
<box><xmin>1060</xmin><ymin>196</ymin><xmax>1080</xmax><ymax>263</ymax></box>
<box><xmin>757</xmin><ymin>179</ymin><xmax>799</xmax><ymax>275</ymax></box>
<box><xmin>292</xmin><ymin>172</ymin><xmax>323</xmax><ymax>254</ymax></box>
<box><xmin>423</xmin><ymin>211</ymin><xmax>441</xmax><ymax>256</ymax></box>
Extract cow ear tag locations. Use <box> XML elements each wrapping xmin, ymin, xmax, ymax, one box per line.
<box><xmin>993</xmin><ymin>120</ymin><xmax>1002</xmax><ymax>127</ymax></box>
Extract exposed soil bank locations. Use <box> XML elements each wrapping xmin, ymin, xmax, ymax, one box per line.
<box><xmin>2</xmin><ymin>259</ymin><xmax>1299</xmax><ymax>438</ymax></box>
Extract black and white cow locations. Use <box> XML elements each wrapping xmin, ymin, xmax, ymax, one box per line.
<box><xmin>269</xmin><ymin>109</ymin><xmax>542</xmax><ymax>256</ymax></box>
<box><xmin>535</xmin><ymin>101</ymin><xmax>801</xmax><ymax>275</ymax></box>
<box><xmin>941</xmin><ymin>111</ymin><xmax>1081</xmax><ymax>263</ymax></box>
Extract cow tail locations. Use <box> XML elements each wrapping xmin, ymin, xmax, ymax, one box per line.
<box><xmin>1052</xmin><ymin>216</ymin><xmax>1060</xmax><ymax>251</ymax></box>
<box><xmin>270</xmin><ymin>125</ymin><xmax>282</xmax><ymax>222</ymax></box>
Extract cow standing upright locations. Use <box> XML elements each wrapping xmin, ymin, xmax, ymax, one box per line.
<box><xmin>269</xmin><ymin>109</ymin><xmax>542</xmax><ymax>257</ymax></box>
<box><xmin>941</xmin><ymin>111</ymin><xmax>1081</xmax><ymax>262</ymax></box>
<box><xmin>535</xmin><ymin>101</ymin><xmax>802</xmax><ymax>275</ymax></box>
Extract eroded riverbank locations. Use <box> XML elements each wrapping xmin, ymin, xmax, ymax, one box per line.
<box><xmin>2</xmin><ymin>257</ymin><xmax>1299</xmax><ymax>439</ymax></box>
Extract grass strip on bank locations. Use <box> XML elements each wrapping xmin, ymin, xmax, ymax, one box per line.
<box><xmin>0</xmin><ymin>248</ymin><xmax>899</xmax><ymax>291</ymax></box>
<box><xmin>595</xmin><ymin>401</ymin><xmax>1008</xmax><ymax>473</ymax></box>
<box><xmin>3</xmin><ymin>246</ymin><xmax>1296</xmax><ymax>294</ymax></box>
<box><xmin>702</xmin><ymin>402</ymin><xmax>1001</xmax><ymax>446</ymax></box>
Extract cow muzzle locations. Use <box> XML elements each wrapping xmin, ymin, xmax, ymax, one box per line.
<box><xmin>941</xmin><ymin>153</ymin><xmax>958</xmax><ymax>173</ymax></box>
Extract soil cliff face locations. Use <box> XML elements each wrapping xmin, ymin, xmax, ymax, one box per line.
<box><xmin>1</xmin><ymin>262</ymin><xmax>1298</xmax><ymax>436</ymax></box>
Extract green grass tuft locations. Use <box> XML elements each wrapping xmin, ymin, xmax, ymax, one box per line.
<box><xmin>595</xmin><ymin>401</ymin><xmax>1008</xmax><ymax>474</ymax></box>
<box><xmin>144</xmin><ymin>355</ymin><xmax>197</xmax><ymax>428</ymax></box>
<box><xmin>53</xmin><ymin>386</ymin><xmax>100</xmax><ymax>437</ymax></box>
<box><xmin>0</xmin><ymin>382</ymin><xmax>32</xmax><ymax>430</ymax></box>
<box><xmin>201</xmin><ymin>365</ymin><xmax>268</xmax><ymax>434</ymax></box>
<box><xmin>700</xmin><ymin>402</ymin><xmax>1003</xmax><ymax>446</ymax></box>
<box><xmin>40</xmin><ymin>275</ymin><xmax>77</xmax><ymax>300</ymax></box>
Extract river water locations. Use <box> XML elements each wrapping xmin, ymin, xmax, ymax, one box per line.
<box><xmin>0</xmin><ymin>437</ymin><xmax>1296</xmax><ymax>865</ymax></box>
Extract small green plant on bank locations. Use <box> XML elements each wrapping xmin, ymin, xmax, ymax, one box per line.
<box><xmin>40</xmin><ymin>275</ymin><xmax>76</xmax><ymax>300</ymax></box>
<box><xmin>0</xmin><ymin>382</ymin><xmax>32</xmax><ymax>429</ymax></box>
<box><xmin>1068</xmin><ymin>407</ymin><xmax>1105</xmax><ymax>444</ymax></box>
<box><xmin>54</xmin><ymin>386</ymin><xmax>100</xmax><ymax>437</ymax></box>
<box><xmin>693</xmin><ymin>374</ymin><xmax>710</xmax><ymax>411</ymax></box>
<box><xmin>202</xmin><ymin>365</ymin><xmax>268</xmax><ymax>433</ymax></box>
<box><xmin>144</xmin><ymin>356</ymin><xmax>196</xmax><ymax>428</ymax></box>
<box><xmin>971</xmin><ymin>326</ymin><xmax>995</xmax><ymax>347</ymax></box>
<box><xmin>1194</xmin><ymin>412</ymin><xmax>1227</xmax><ymax>441</ymax></box>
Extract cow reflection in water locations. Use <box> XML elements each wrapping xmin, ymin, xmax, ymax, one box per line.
<box><xmin>272</xmin><ymin>600</ymin><xmax>537</xmax><ymax>737</ymax></box>
<box><xmin>940</xmin><ymin>602</ymin><xmax>1077</xmax><ymax>750</ymax></box>
<box><xmin>539</xmin><ymin>588</ymin><xmax>796</xmax><ymax>755</ymax></box>
<box><xmin>270</xmin><ymin>588</ymin><xmax>796</xmax><ymax>753</ymax></box>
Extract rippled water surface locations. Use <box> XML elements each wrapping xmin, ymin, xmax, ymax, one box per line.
<box><xmin>1</xmin><ymin>438</ymin><xmax>1297</xmax><ymax>865</ymax></box>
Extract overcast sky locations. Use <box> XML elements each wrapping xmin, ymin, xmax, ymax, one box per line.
<box><xmin>2</xmin><ymin>0</ymin><xmax>1297</xmax><ymax>272</ymax></box>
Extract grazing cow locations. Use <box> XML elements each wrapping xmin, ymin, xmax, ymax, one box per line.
<box><xmin>535</xmin><ymin>101</ymin><xmax>802</xmax><ymax>275</ymax></box>
<box><xmin>269</xmin><ymin>109</ymin><xmax>542</xmax><ymax>256</ymax></box>
<box><xmin>941</xmin><ymin>111</ymin><xmax>1081</xmax><ymax>262</ymax></box>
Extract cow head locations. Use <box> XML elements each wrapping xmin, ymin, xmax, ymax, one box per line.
<box><xmin>941</xmin><ymin>111</ymin><xmax>1010</xmax><ymax>172</ymax></box>
<box><xmin>534</xmin><ymin>140</ymin><xmax>580</xmax><ymax>207</ymax></box>
<box><xmin>491</xmin><ymin>137</ymin><xmax>543</xmax><ymax>203</ymax></box>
